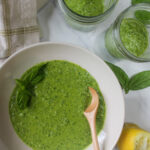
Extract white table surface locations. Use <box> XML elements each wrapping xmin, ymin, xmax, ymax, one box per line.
<box><xmin>1</xmin><ymin>0</ymin><xmax>150</xmax><ymax>149</ymax></box>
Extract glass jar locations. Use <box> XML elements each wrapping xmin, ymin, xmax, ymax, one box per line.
<box><xmin>58</xmin><ymin>0</ymin><xmax>118</xmax><ymax>31</ymax></box>
<box><xmin>105</xmin><ymin>3</ymin><xmax>150</xmax><ymax>62</ymax></box>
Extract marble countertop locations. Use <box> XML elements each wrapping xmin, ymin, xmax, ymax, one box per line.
<box><xmin>1</xmin><ymin>0</ymin><xmax>150</xmax><ymax>149</ymax></box>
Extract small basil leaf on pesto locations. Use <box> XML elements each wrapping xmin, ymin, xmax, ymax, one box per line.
<box><xmin>15</xmin><ymin>63</ymin><xmax>47</xmax><ymax>109</ymax></box>
<box><xmin>16</xmin><ymin>79</ymin><xmax>32</xmax><ymax>96</ymax></box>
<box><xmin>16</xmin><ymin>79</ymin><xmax>26</xmax><ymax>90</ymax></box>
<box><xmin>135</xmin><ymin>10</ymin><xmax>150</xmax><ymax>25</ymax></box>
<box><xmin>31</xmin><ymin>74</ymin><xmax>45</xmax><ymax>86</ymax></box>
<box><xmin>23</xmin><ymin>63</ymin><xmax>47</xmax><ymax>84</ymax></box>
<box><xmin>16</xmin><ymin>90</ymin><xmax>30</xmax><ymax>110</ymax></box>
<box><xmin>128</xmin><ymin>71</ymin><xmax>150</xmax><ymax>90</ymax></box>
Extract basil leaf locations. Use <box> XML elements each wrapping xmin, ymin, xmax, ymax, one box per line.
<box><xmin>105</xmin><ymin>61</ymin><xmax>150</xmax><ymax>93</ymax></box>
<box><xmin>132</xmin><ymin>0</ymin><xmax>150</xmax><ymax>4</ymax></box>
<box><xmin>16</xmin><ymin>79</ymin><xmax>32</xmax><ymax>96</ymax></box>
<box><xmin>16</xmin><ymin>90</ymin><xmax>30</xmax><ymax>109</ymax></box>
<box><xmin>31</xmin><ymin>74</ymin><xmax>45</xmax><ymax>86</ymax></box>
<box><xmin>16</xmin><ymin>79</ymin><xmax>26</xmax><ymax>90</ymax></box>
<box><xmin>135</xmin><ymin>10</ymin><xmax>150</xmax><ymax>25</ymax></box>
<box><xmin>106</xmin><ymin>61</ymin><xmax>129</xmax><ymax>93</ymax></box>
<box><xmin>23</xmin><ymin>63</ymin><xmax>47</xmax><ymax>84</ymax></box>
<box><xmin>129</xmin><ymin>71</ymin><xmax>150</xmax><ymax>90</ymax></box>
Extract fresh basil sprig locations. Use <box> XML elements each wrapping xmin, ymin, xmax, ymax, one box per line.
<box><xmin>132</xmin><ymin>0</ymin><xmax>150</xmax><ymax>4</ymax></box>
<box><xmin>106</xmin><ymin>61</ymin><xmax>150</xmax><ymax>94</ymax></box>
<box><xmin>15</xmin><ymin>63</ymin><xmax>47</xmax><ymax>109</ymax></box>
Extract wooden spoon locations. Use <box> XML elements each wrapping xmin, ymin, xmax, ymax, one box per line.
<box><xmin>84</xmin><ymin>87</ymin><xmax>100</xmax><ymax>150</ymax></box>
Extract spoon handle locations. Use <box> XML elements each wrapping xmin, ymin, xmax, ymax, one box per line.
<box><xmin>84</xmin><ymin>112</ymin><xmax>100</xmax><ymax>150</ymax></box>
<box><xmin>89</xmin><ymin>117</ymin><xmax>100</xmax><ymax>150</ymax></box>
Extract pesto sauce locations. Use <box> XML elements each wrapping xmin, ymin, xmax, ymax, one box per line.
<box><xmin>120</xmin><ymin>18</ymin><xmax>149</xmax><ymax>57</ymax></box>
<box><xmin>64</xmin><ymin>0</ymin><xmax>104</xmax><ymax>17</ymax></box>
<box><xmin>9</xmin><ymin>60</ymin><xmax>106</xmax><ymax>150</ymax></box>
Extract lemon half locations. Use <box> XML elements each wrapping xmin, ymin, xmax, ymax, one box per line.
<box><xmin>118</xmin><ymin>123</ymin><xmax>150</xmax><ymax>150</ymax></box>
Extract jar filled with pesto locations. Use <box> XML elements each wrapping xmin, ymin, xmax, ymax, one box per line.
<box><xmin>58</xmin><ymin>0</ymin><xmax>118</xmax><ymax>31</ymax></box>
<box><xmin>105</xmin><ymin>4</ymin><xmax>150</xmax><ymax>62</ymax></box>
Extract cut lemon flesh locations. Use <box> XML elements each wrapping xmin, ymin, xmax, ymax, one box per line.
<box><xmin>135</xmin><ymin>133</ymin><xmax>150</xmax><ymax>150</ymax></box>
<box><xmin>118</xmin><ymin>123</ymin><xmax>150</xmax><ymax>150</ymax></box>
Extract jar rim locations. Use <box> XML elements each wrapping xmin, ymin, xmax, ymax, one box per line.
<box><xmin>58</xmin><ymin>0</ymin><xmax>118</xmax><ymax>23</ymax></box>
<box><xmin>113</xmin><ymin>3</ymin><xmax>150</xmax><ymax>62</ymax></box>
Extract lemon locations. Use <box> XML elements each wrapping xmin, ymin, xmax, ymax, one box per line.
<box><xmin>118</xmin><ymin>123</ymin><xmax>150</xmax><ymax>150</ymax></box>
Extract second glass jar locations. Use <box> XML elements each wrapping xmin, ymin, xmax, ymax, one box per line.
<box><xmin>105</xmin><ymin>3</ymin><xmax>150</xmax><ymax>62</ymax></box>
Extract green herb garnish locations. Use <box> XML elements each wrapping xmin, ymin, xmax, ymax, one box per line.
<box><xmin>135</xmin><ymin>10</ymin><xmax>150</xmax><ymax>25</ymax></box>
<box><xmin>16</xmin><ymin>79</ymin><xmax>32</xmax><ymax>96</ymax></box>
<box><xmin>106</xmin><ymin>61</ymin><xmax>129</xmax><ymax>93</ymax></box>
<box><xmin>132</xmin><ymin>0</ymin><xmax>150</xmax><ymax>4</ymax></box>
<box><xmin>31</xmin><ymin>74</ymin><xmax>45</xmax><ymax>86</ymax></box>
<box><xmin>106</xmin><ymin>61</ymin><xmax>150</xmax><ymax>94</ymax></box>
<box><xmin>23</xmin><ymin>63</ymin><xmax>47</xmax><ymax>84</ymax></box>
<box><xmin>16</xmin><ymin>90</ymin><xmax>30</xmax><ymax>110</ymax></box>
<box><xmin>15</xmin><ymin>63</ymin><xmax>47</xmax><ymax>109</ymax></box>
<box><xmin>128</xmin><ymin>71</ymin><xmax>150</xmax><ymax>91</ymax></box>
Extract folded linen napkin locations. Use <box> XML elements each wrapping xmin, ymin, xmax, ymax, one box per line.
<box><xmin>37</xmin><ymin>0</ymin><xmax>48</xmax><ymax>10</ymax></box>
<box><xmin>0</xmin><ymin>0</ymin><xmax>39</xmax><ymax>59</ymax></box>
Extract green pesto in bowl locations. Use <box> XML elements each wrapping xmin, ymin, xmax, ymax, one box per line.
<box><xmin>9</xmin><ymin>60</ymin><xmax>106</xmax><ymax>150</ymax></box>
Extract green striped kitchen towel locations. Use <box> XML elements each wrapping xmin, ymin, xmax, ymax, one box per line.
<box><xmin>0</xmin><ymin>0</ymin><xmax>39</xmax><ymax>58</ymax></box>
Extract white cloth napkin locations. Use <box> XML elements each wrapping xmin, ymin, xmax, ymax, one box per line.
<box><xmin>0</xmin><ymin>0</ymin><xmax>39</xmax><ymax>59</ymax></box>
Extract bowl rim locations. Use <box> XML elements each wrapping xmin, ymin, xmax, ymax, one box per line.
<box><xmin>0</xmin><ymin>42</ymin><xmax>125</xmax><ymax>149</ymax></box>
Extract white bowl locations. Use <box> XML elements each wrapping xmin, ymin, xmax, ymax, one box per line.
<box><xmin>0</xmin><ymin>42</ymin><xmax>124</xmax><ymax>150</ymax></box>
